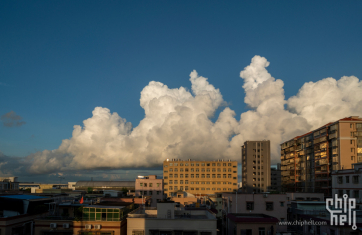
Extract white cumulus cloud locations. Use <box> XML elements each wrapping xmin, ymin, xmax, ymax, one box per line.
<box><xmin>24</xmin><ymin>56</ymin><xmax>362</xmax><ymax>174</ymax></box>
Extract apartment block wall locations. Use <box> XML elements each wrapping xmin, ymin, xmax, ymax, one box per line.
<box><xmin>242</xmin><ymin>140</ymin><xmax>271</xmax><ymax>193</ymax></box>
<box><xmin>135</xmin><ymin>175</ymin><xmax>164</xmax><ymax>207</ymax></box>
<box><xmin>163</xmin><ymin>159</ymin><xmax>238</xmax><ymax>197</ymax></box>
<box><xmin>280</xmin><ymin>116</ymin><xmax>362</xmax><ymax>196</ymax></box>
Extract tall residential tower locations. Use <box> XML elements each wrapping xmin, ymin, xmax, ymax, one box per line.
<box><xmin>241</xmin><ymin>140</ymin><xmax>271</xmax><ymax>193</ymax></box>
<box><xmin>280</xmin><ymin>116</ymin><xmax>362</xmax><ymax>196</ymax></box>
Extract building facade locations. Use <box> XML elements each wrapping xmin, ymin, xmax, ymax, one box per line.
<box><xmin>280</xmin><ymin>116</ymin><xmax>362</xmax><ymax>196</ymax></box>
<box><xmin>241</xmin><ymin>140</ymin><xmax>271</xmax><ymax>193</ymax></box>
<box><xmin>135</xmin><ymin>175</ymin><xmax>164</xmax><ymax>207</ymax></box>
<box><xmin>163</xmin><ymin>159</ymin><xmax>238</xmax><ymax>197</ymax></box>
<box><xmin>332</xmin><ymin>162</ymin><xmax>362</xmax><ymax>205</ymax></box>
<box><xmin>269</xmin><ymin>164</ymin><xmax>282</xmax><ymax>192</ymax></box>
<box><xmin>127</xmin><ymin>201</ymin><xmax>217</xmax><ymax>235</ymax></box>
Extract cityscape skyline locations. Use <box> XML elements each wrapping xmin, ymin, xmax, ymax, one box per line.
<box><xmin>1</xmin><ymin>1</ymin><xmax>362</xmax><ymax>183</ymax></box>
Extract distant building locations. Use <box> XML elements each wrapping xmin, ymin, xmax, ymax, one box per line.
<box><xmin>332</xmin><ymin>162</ymin><xmax>362</xmax><ymax>205</ymax></box>
<box><xmin>281</xmin><ymin>116</ymin><xmax>362</xmax><ymax>196</ymax></box>
<box><xmin>135</xmin><ymin>175</ymin><xmax>164</xmax><ymax>207</ymax></box>
<box><xmin>68</xmin><ymin>182</ymin><xmax>76</xmax><ymax>190</ymax></box>
<box><xmin>127</xmin><ymin>201</ymin><xmax>217</xmax><ymax>235</ymax></box>
<box><xmin>241</xmin><ymin>140</ymin><xmax>271</xmax><ymax>193</ymax></box>
<box><xmin>0</xmin><ymin>176</ymin><xmax>19</xmax><ymax>191</ymax></box>
<box><xmin>269</xmin><ymin>164</ymin><xmax>281</xmax><ymax>192</ymax></box>
<box><xmin>163</xmin><ymin>159</ymin><xmax>238</xmax><ymax>197</ymax></box>
<box><xmin>75</xmin><ymin>181</ymin><xmax>135</xmax><ymax>191</ymax></box>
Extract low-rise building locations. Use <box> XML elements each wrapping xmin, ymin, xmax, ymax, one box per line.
<box><xmin>226</xmin><ymin>213</ymin><xmax>278</xmax><ymax>235</ymax></box>
<box><xmin>127</xmin><ymin>201</ymin><xmax>217</xmax><ymax>235</ymax></box>
<box><xmin>75</xmin><ymin>181</ymin><xmax>135</xmax><ymax>191</ymax></box>
<box><xmin>0</xmin><ymin>176</ymin><xmax>19</xmax><ymax>191</ymax></box>
<box><xmin>135</xmin><ymin>175</ymin><xmax>164</xmax><ymax>207</ymax></box>
<box><xmin>332</xmin><ymin>162</ymin><xmax>362</xmax><ymax>205</ymax></box>
<box><xmin>0</xmin><ymin>195</ymin><xmax>52</xmax><ymax>235</ymax></box>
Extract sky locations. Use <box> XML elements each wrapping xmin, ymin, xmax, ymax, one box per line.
<box><xmin>1</xmin><ymin>1</ymin><xmax>362</xmax><ymax>183</ymax></box>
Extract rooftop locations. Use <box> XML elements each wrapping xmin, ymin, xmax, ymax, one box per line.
<box><xmin>0</xmin><ymin>195</ymin><xmax>49</xmax><ymax>200</ymax></box>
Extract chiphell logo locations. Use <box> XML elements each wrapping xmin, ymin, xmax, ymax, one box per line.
<box><xmin>326</xmin><ymin>194</ymin><xmax>357</xmax><ymax>230</ymax></box>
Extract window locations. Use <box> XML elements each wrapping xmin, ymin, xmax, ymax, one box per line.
<box><xmin>346</xmin><ymin>176</ymin><xmax>350</xmax><ymax>183</ymax></box>
<box><xmin>280</xmin><ymin>201</ymin><xmax>284</xmax><ymax>207</ymax></box>
<box><xmin>212</xmin><ymin>168</ymin><xmax>216</xmax><ymax>172</ymax></box>
<box><xmin>207</xmin><ymin>174</ymin><xmax>210</xmax><ymax>178</ymax></box>
<box><xmin>174</xmin><ymin>168</ymin><xmax>178</xmax><ymax>172</ymax></box>
<box><xmin>354</xmin><ymin>190</ymin><xmax>360</xmax><ymax>198</ymax></box>
<box><xmin>180</xmin><ymin>168</ymin><xmax>184</xmax><ymax>172</ymax></box>
<box><xmin>228</xmin><ymin>168</ymin><xmax>232</xmax><ymax>172</ymax></box>
<box><xmin>169</xmin><ymin>168</ymin><xmax>173</xmax><ymax>172</ymax></box>
<box><xmin>191</xmin><ymin>163</ymin><xmax>194</xmax><ymax>166</ymax></box>
<box><xmin>140</xmin><ymin>183</ymin><xmax>143</xmax><ymax>187</ymax></box>
<box><xmin>149</xmin><ymin>183</ymin><xmax>153</xmax><ymax>187</ymax></box>
<box><xmin>169</xmin><ymin>163</ymin><xmax>173</xmax><ymax>166</ymax></box>
<box><xmin>196</xmin><ymin>168</ymin><xmax>199</xmax><ymax>172</ymax></box>
<box><xmin>223</xmin><ymin>174</ymin><xmax>226</xmax><ymax>178</ymax></box>
<box><xmin>185</xmin><ymin>180</ymin><xmax>188</xmax><ymax>184</ymax></box>
<box><xmin>157</xmin><ymin>191</ymin><xmax>160</xmax><ymax>195</ymax></box>
<box><xmin>201</xmin><ymin>174</ymin><xmax>205</xmax><ymax>178</ymax></box>
<box><xmin>258</xmin><ymin>227</ymin><xmax>265</xmax><ymax>235</ymax></box>
<box><xmin>185</xmin><ymin>174</ymin><xmax>189</xmax><ymax>178</ymax></box>
<box><xmin>132</xmin><ymin>231</ymin><xmax>144</xmax><ymax>235</ymax></box>
<box><xmin>180</xmin><ymin>174</ymin><xmax>183</xmax><ymax>178</ymax></box>
<box><xmin>201</xmin><ymin>163</ymin><xmax>205</xmax><ymax>166</ymax></box>
<box><xmin>144</xmin><ymin>183</ymin><xmax>147</xmax><ymax>187</ymax></box>
<box><xmin>212</xmin><ymin>174</ymin><xmax>216</xmax><ymax>178</ymax></box>
<box><xmin>191</xmin><ymin>168</ymin><xmax>194</xmax><ymax>172</ymax></box>
<box><xmin>169</xmin><ymin>180</ymin><xmax>173</xmax><ymax>184</ymax></box>
<box><xmin>149</xmin><ymin>191</ymin><xmax>152</xmax><ymax>195</ymax></box>
<box><xmin>338</xmin><ymin>176</ymin><xmax>343</xmax><ymax>184</ymax></box>
<box><xmin>338</xmin><ymin>190</ymin><xmax>343</xmax><ymax>197</ymax></box>
<box><xmin>174</xmin><ymin>163</ymin><xmax>178</xmax><ymax>166</ymax></box>
<box><xmin>180</xmin><ymin>163</ymin><xmax>184</xmax><ymax>166</ymax></box>
<box><xmin>196</xmin><ymin>174</ymin><xmax>199</xmax><ymax>178</ymax></box>
<box><xmin>223</xmin><ymin>168</ymin><xmax>226</xmax><ymax>172</ymax></box>
<box><xmin>174</xmin><ymin>180</ymin><xmax>178</xmax><ymax>184</ymax></box>
<box><xmin>196</xmin><ymin>163</ymin><xmax>199</xmax><ymax>166</ymax></box>
<box><xmin>246</xmin><ymin>202</ymin><xmax>254</xmax><ymax>210</ymax></box>
<box><xmin>144</xmin><ymin>191</ymin><xmax>147</xmax><ymax>195</ymax></box>
<box><xmin>185</xmin><ymin>186</ymin><xmax>188</xmax><ymax>190</ymax></box>
<box><xmin>180</xmin><ymin>180</ymin><xmax>183</xmax><ymax>184</ymax></box>
<box><xmin>174</xmin><ymin>174</ymin><xmax>178</xmax><ymax>178</ymax></box>
<box><xmin>266</xmin><ymin>202</ymin><xmax>273</xmax><ymax>211</ymax></box>
<box><xmin>217</xmin><ymin>174</ymin><xmax>221</xmax><ymax>178</ymax></box>
<box><xmin>353</xmin><ymin>176</ymin><xmax>359</xmax><ymax>184</ymax></box>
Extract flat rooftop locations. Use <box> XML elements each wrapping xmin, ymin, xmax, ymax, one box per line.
<box><xmin>0</xmin><ymin>195</ymin><xmax>49</xmax><ymax>200</ymax></box>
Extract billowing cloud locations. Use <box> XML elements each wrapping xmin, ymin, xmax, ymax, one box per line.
<box><xmin>16</xmin><ymin>56</ymin><xmax>362</xmax><ymax>174</ymax></box>
<box><xmin>1</xmin><ymin>111</ymin><xmax>26</xmax><ymax>127</ymax></box>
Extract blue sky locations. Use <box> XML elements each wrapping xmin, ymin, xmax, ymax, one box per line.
<box><xmin>1</xmin><ymin>1</ymin><xmax>362</xmax><ymax>182</ymax></box>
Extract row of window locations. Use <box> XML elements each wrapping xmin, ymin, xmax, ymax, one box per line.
<box><xmin>337</xmin><ymin>175</ymin><xmax>359</xmax><ymax>184</ymax></box>
<box><xmin>246</xmin><ymin>201</ymin><xmax>283</xmax><ymax>210</ymax></box>
<box><xmin>166</xmin><ymin>174</ymin><xmax>235</xmax><ymax>178</ymax></box>
<box><xmin>165</xmin><ymin>162</ymin><xmax>234</xmax><ymax>167</ymax></box>
<box><xmin>168</xmin><ymin>180</ymin><xmax>234</xmax><ymax>185</ymax></box>
<box><xmin>139</xmin><ymin>183</ymin><xmax>161</xmax><ymax>187</ymax></box>
<box><xmin>337</xmin><ymin>189</ymin><xmax>360</xmax><ymax>198</ymax></box>
<box><xmin>167</xmin><ymin>186</ymin><xmax>233</xmax><ymax>191</ymax></box>
<box><xmin>166</xmin><ymin>168</ymin><xmax>233</xmax><ymax>172</ymax></box>
<box><xmin>139</xmin><ymin>191</ymin><xmax>162</xmax><ymax>195</ymax></box>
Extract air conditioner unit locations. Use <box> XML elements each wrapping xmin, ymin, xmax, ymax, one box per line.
<box><xmin>94</xmin><ymin>225</ymin><xmax>101</xmax><ymax>229</ymax></box>
<box><xmin>50</xmin><ymin>223</ymin><xmax>57</xmax><ymax>229</ymax></box>
<box><xmin>62</xmin><ymin>223</ymin><xmax>70</xmax><ymax>228</ymax></box>
<box><xmin>85</xmin><ymin>224</ymin><xmax>92</xmax><ymax>229</ymax></box>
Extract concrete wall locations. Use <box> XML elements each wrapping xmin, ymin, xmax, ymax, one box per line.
<box><xmin>228</xmin><ymin>220</ymin><xmax>277</xmax><ymax>235</ymax></box>
<box><xmin>127</xmin><ymin>217</ymin><xmax>217</xmax><ymax>235</ymax></box>
<box><xmin>223</xmin><ymin>193</ymin><xmax>287</xmax><ymax>232</ymax></box>
<box><xmin>135</xmin><ymin>177</ymin><xmax>164</xmax><ymax>207</ymax></box>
